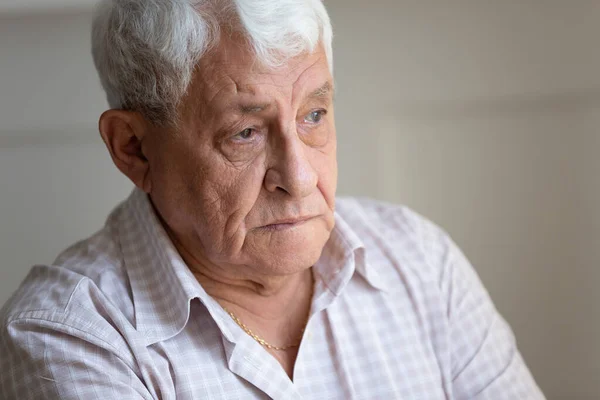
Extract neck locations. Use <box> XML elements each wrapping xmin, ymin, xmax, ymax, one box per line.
<box><xmin>166</xmin><ymin>225</ymin><xmax>314</xmax><ymax>378</ymax></box>
<box><xmin>200</xmin><ymin>269</ymin><xmax>313</xmax><ymax>319</ymax></box>
<box><xmin>167</xmin><ymin>228</ymin><xmax>314</xmax><ymax>322</ymax></box>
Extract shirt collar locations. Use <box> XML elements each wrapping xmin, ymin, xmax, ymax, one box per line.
<box><xmin>118</xmin><ymin>188</ymin><xmax>235</xmax><ymax>345</ymax></box>
<box><xmin>118</xmin><ymin>189</ymin><xmax>388</xmax><ymax>345</ymax></box>
<box><xmin>313</xmin><ymin>210</ymin><xmax>390</xmax><ymax>295</ymax></box>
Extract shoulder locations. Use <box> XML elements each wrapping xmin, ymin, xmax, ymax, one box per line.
<box><xmin>336</xmin><ymin>197</ymin><xmax>452</xmax><ymax>254</ymax></box>
<box><xmin>335</xmin><ymin>197</ymin><xmax>458</xmax><ymax>284</ymax></box>
<box><xmin>0</xmin><ymin>210</ymin><xmax>133</xmax><ymax>330</ymax></box>
<box><xmin>336</xmin><ymin>197</ymin><xmax>424</xmax><ymax>229</ymax></box>
<box><xmin>0</xmin><ymin>204</ymin><xmax>144</xmax><ymax>397</ymax></box>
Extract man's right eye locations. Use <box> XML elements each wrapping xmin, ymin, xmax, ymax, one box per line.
<box><xmin>233</xmin><ymin>128</ymin><xmax>254</xmax><ymax>141</ymax></box>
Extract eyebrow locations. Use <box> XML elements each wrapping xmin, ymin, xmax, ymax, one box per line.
<box><xmin>236</xmin><ymin>81</ymin><xmax>334</xmax><ymax>114</ymax></box>
<box><xmin>309</xmin><ymin>81</ymin><xmax>334</xmax><ymax>100</ymax></box>
<box><xmin>238</xmin><ymin>103</ymin><xmax>271</xmax><ymax>114</ymax></box>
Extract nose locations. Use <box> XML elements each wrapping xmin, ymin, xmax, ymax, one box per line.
<box><xmin>264</xmin><ymin>130</ymin><xmax>318</xmax><ymax>199</ymax></box>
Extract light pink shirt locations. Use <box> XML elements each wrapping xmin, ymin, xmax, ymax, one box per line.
<box><xmin>0</xmin><ymin>189</ymin><xmax>544</xmax><ymax>399</ymax></box>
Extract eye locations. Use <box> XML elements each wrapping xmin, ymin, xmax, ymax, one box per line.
<box><xmin>304</xmin><ymin>110</ymin><xmax>327</xmax><ymax>124</ymax></box>
<box><xmin>233</xmin><ymin>128</ymin><xmax>254</xmax><ymax>141</ymax></box>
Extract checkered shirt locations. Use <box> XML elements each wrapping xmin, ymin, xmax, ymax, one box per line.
<box><xmin>0</xmin><ymin>188</ymin><xmax>544</xmax><ymax>399</ymax></box>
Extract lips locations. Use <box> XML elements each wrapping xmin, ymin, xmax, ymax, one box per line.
<box><xmin>269</xmin><ymin>216</ymin><xmax>314</xmax><ymax>225</ymax></box>
<box><xmin>261</xmin><ymin>215</ymin><xmax>316</xmax><ymax>230</ymax></box>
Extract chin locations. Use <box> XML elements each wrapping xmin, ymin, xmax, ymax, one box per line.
<box><xmin>247</xmin><ymin>220</ymin><xmax>331</xmax><ymax>275</ymax></box>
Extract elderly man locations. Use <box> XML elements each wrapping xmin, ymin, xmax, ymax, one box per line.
<box><xmin>0</xmin><ymin>0</ymin><xmax>544</xmax><ymax>399</ymax></box>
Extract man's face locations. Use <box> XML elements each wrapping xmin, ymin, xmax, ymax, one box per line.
<box><xmin>144</xmin><ymin>37</ymin><xmax>337</xmax><ymax>276</ymax></box>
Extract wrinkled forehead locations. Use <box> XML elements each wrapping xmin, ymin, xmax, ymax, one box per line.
<box><xmin>185</xmin><ymin>36</ymin><xmax>332</xmax><ymax>113</ymax></box>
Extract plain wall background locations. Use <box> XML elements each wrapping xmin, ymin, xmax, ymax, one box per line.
<box><xmin>1</xmin><ymin>2</ymin><xmax>599</xmax><ymax>399</ymax></box>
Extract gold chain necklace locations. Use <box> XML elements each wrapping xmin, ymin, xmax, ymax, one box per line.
<box><xmin>223</xmin><ymin>307</ymin><xmax>305</xmax><ymax>351</ymax></box>
<box><xmin>223</xmin><ymin>282</ymin><xmax>314</xmax><ymax>351</ymax></box>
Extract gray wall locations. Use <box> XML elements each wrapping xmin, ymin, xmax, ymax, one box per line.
<box><xmin>1</xmin><ymin>2</ymin><xmax>599</xmax><ymax>399</ymax></box>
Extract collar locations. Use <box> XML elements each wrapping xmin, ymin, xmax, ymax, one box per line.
<box><xmin>118</xmin><ymin>188</ymin><xmax>235</xmax><ymax>345</ymax></box>
<box><xmin>118</xmin><ymin>189</ymin><xmax>388</xmax><ymax>345</ymax></box>
<box><xmin>313</xmin><ymin>210</ymin><xmax>390</xmax><ymax>295</ymax></box>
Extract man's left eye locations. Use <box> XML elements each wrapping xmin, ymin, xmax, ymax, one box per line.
<box><xmin>304</xmin><ymin>110</ymin><xmax>327</xmax><ymax>124</ymax></box>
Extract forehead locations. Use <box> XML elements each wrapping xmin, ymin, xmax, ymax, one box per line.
<box><xmin>188</xmin><ymin>37</ymin><xmax>332</xmax><ymax>110</ymax></box>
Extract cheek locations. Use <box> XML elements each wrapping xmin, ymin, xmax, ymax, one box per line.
<box><xmin>189</xmin><ymin>158</ymin><xmax>268</xmax><ymax>250</ymax></box>
<box><xmin>320</xmin><ymin>166</ymin><xmax>337</xmax><ymax>212</ymax></box>
<box><xmin>148</xmin><ymin>137</ymin><xmax>265</xmax><ymax>240</ymax></box>
<box><xmin>145</xmin><ymin>140</ymin><xmax>199</xmax><ymax>218</ymax></box>
<box><xmin>314</xmin><ymin>133</ymin><xmax>338</xmax><ymax>210</ymax></box>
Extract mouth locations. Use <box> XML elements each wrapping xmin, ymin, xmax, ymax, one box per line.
<box><xmin>260</xmin><ymin>216</ymin><xmax>316</xmax><ymax>231</ymax></box>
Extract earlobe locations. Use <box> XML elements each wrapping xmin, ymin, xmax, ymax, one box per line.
<box><xmin>98</xmin><ymin>110</ymin><xmax>152</xmax><ymax>192</ymax></box>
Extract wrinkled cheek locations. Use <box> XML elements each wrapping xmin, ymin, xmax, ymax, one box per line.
<box><xmin>196</xmin><ymin>181</ymin><xmax>263</xmax><ymax>261</ymax></box>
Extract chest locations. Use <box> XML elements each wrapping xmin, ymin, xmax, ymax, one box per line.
<box><xmin>133</xmin><ymin>284</ymin><xmax>452</xmax><ymax>400</ymax></box>
<box><xmin>268</xmin><ymin>348</ymin><xmax>298</xmax><ymax>380</ymax></box>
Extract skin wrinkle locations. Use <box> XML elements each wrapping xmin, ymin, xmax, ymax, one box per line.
<box><xmin>216</xmin><ymin>181</ymin><xmax>248</xmax><ymax>255</ymax></box>
<box><xmin>225</xmin><ymin>206</ymin><xmax>246</xmax><ymax>245</ymax></box>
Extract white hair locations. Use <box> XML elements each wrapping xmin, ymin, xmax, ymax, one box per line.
<box><xmin>91</xmin><ymin>0</ymin><xmax>333</xmax><ymax>126</ymax></box>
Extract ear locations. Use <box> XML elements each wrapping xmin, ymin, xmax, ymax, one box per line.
<box><xmin>99</xmin><ymin>110</ymin><xmax>152</xmax><ymax>193</ymax></box>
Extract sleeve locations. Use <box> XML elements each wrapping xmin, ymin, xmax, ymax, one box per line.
<box><xmin>0</xmin><ymin>313</ymin><xmax>154</xmax><ymax>400</ymax></box>
<box><xmin>422</xmin><ymin>220</ymin><xmax>546</xmax><ymax>399</ymax></box>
